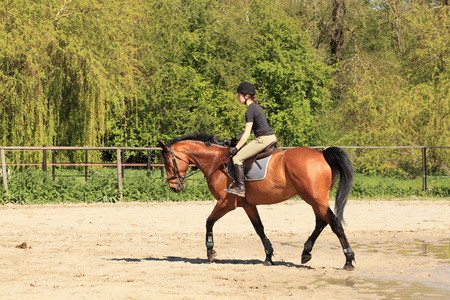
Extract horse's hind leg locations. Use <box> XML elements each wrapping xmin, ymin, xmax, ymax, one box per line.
<box><xmin>303</xmin><ymin>205</ymin><xmax>355</xmax><ymax>270</ymax></box>
<box><xmin>243</xmin><ymin>206</ymin><xmax>274</xmax><ymax>266</ymax></box>
<box><xmin>328</xmin><ymin>208</ymin><xmax>355</xmax><ymax>271</ymax></box>
<box><xmin>301</xmin><ymin>216</ymin><xmax>328</xmax><ymax>264</ymax></box>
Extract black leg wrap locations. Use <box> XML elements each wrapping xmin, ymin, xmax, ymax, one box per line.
<box><xmin>343</xmin><ymin>247</ymin><xmax>355</xmax><ymax>271</ymax></box>
<box><xmin>301</xmin><ymin>239</ymin><xmax>314</xmax><ymax>264</ymax></box>
<box><xmin>343</xmin><ymin>247</ymin><xmax>353</xmax><ymax>254</ymax></box>
<box><xmin>206</xmin><ymin>232</ymin><xmax>217</xmax><ymax>263</ymax></box>
<box><xmin>304</xmin><ymin>239</ymin><xmax>314</xmax><ymax>252</ymax></box>
<box><xmin>262</xmin><ymin>237</ymin><xmax>274</xmax><ymax>266</ymax></box>
<box><xmin>206</xmin><ymin>232</ymin><xmax>214</xmax><ymax>249</ymax></box>
<box><xmin>344</xmin><ymin>247</ymin><xmax>355</xmax><ymax>261</ymax></box>
<box><xmin>262</xmin><ymin>237</ymin><xmax>273</xmax><ymax>255</ymax></box>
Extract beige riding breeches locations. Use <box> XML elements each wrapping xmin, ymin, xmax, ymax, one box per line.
<box><xmin>232</xmin><ymin>134</ymin><xmax>277</xmax><ymax>166</ymax></box>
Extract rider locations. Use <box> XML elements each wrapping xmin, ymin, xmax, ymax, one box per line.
<box><xmin>227</xmin><ymin>82</ymin><xmax>277</xmax><ymax>197</ymax></box>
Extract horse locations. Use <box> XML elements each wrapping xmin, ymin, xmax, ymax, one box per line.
<box><xmin>158</xmin><ymin>132</ymin><xmax>355</xmax><ymax>270</ymax></box>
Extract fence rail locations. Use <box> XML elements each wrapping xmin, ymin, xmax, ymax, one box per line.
<box><xmin>1</xmin><ymin>145</ymin><xmax>449</xmax><ymax>200</ymax></box>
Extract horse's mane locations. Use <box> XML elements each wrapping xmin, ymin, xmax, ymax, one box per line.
<box><xmin>169</xmin><ymin>132</ymin><xmax>227</xmax><ymax>147</ymax></box>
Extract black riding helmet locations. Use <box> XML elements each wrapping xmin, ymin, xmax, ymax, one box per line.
<box><xmin>235</xmin><ymin>81</ymin><xmax>256</xmax><ymax>96</ymax></box>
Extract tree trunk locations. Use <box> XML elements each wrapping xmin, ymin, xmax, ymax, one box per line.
<box><xmin>386</xmin><ymin>0</ymin><xmax>403</xmax><ymax>54</ymax></box>
<box><xmin>330</xmin><ymin>0</ymin><xmax>346</xmax><ymax>64</ymax></box>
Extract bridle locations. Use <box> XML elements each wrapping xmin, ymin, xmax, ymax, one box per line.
<box><xmin>163</xmin><ymin>144</ymin><xmax>230</xmax><ymax>188</ymax></box>
<box><xmin>162</xmin><ymin>145</ymin><xmax>188</xmax><ymax>191</ymax></box>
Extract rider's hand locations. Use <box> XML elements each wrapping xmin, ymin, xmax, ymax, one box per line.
<box><xmin>228</xmin><ymin>147</ymin><xmax>238</xmax><ymax>155</ymax></box>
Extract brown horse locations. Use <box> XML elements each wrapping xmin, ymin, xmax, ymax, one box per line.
<box><xmin>158</xmin><ymin>132</ymin><xmax>355</xmax><ymax>270</ymax></box>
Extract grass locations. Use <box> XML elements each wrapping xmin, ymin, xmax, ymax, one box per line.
<box><xmin>349</xmin><ymin>173</ymin><xmax>450</xmax><ymax>200</ymax></box>
<box><xmin>1</xmin><ymin>168</ymin><xmax>449</xmax><ymax>205</ymax></box>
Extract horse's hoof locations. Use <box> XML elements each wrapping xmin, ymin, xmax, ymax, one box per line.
<box><xmin>301</xmin><ymin>253</ymin><xmax>312</xmax><ymax>264</ymax></box>
<box><xmin>207</xmin><ymin>250</ymin><xmax>217</xmax><ymax>263</ymax></box>
<box><xmin>343</xmin><ymin>263</ymin><xmax>355</xmax><ymax>271</ymax></box>
<box><xmin>263</xmin><ymin>259</ymin><xmax>274</xmax><ymax>266</ymax></box>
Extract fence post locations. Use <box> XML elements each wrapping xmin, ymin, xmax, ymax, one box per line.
<box><xmin>160</xmin><ymin>151</ymin><xmax>164</xmax><ymax>178</ymax></box>
<box><xmin>117</xmin><ymin>148</ymin><xmax>123</xmax><ymax>200</ymax></box>
<box><xmin>147</xmin><ymin>149</ymin><xmax>151</xmax><ymax>177</ymax></box>
<box><xmin>121</xmin><ymin>149</ymin><xmax>125</xmax><ymax>178</ymax></box>
<box><xmin>43</xmin><ymin>145</ymin><xmax>47</xmax><ymax>173</ymax></box>
<box><xmin>422</xmin><ymin>147</ymin><xmax>427</xmax><ymax>192</ymax></box>
<box><xmin>1</xmin><ymin>148</ymin><xmax>8</xmax><ymax>196</ymax></box>
<box><xmin>85</xmin><ymin>149</ymin><xmax>88</xmax><ymax>182</ymax></box>
<box><xmin>52</xmin><ymin>150</ymin><xmax>56</xmax><ymax>182</ymax></box>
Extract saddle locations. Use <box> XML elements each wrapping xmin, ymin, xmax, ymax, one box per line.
<box><xmin>242</xmin><ymin>142</ymin><xmax>280</xmax><ymax>173</ymax></box>
<box><xmin>227</xmin><ymin>142</ymin><xmax>281</xmax><ymax>181</ymax></box>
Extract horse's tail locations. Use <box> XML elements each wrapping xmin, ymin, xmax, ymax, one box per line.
<box><xmin>323</xmin><ymin>147</ymin><xmax>354</xmax><ymax>224</ymax></box>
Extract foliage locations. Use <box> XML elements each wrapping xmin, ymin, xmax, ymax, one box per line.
<box><xmin>4</xmin><ymin>169</ymin><xmax>120</xmax><ymax>204</ymax></box>
<box><xmin>2</xmin><ymin>169</ymin><xmax>213</xmax><ymax>204</ymax></box>
<box><xmin>1</xmin><ymin>0</ymin><xmax>329</xmax><ymax>155</ymax></box>
<box><xmin>350</xmin><ymin>173</ymin><xmax>450</xmax><ymax>199</ymax></box>
<box><xmin>316</xmin><ymin>0</ymin><xmax>449</xmax><ymax>174</ymax></box>
<box><xmin>1</xmin><ymin>0</ymin><xmax>449</xmax><ymax>177</ymax></box>
<box><xmin>250</xmin><ymin>2</ymin><xmax>332</xmax><ymax>146</ymax></box>
<box><xmin>2</xmin><ymin>169</ymin><xmax>448</xmax><ymax>205</ymax></box>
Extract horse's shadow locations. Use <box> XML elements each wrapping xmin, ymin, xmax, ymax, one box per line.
<box><xmin>108</xmin><ymin>256</ymin><xmax>313</xmax><ymax>269</ymax></box>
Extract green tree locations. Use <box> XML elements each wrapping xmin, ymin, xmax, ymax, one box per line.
<box><xmin>318</xmin><ymin>0</ymin><xmax>449</xmax><ymax>174</ymax></box>
<box><xmin>250</xmin><ymin>2</ymin><xmax>332</xmax><ymax>146</ymax></box>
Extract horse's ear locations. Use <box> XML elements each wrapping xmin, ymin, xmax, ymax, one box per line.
<box><xmin>158</xmin><ymin>139</ymin><xmax>170</xmax><ymax>152</ymax></box>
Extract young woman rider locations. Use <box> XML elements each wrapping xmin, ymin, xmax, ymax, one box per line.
<box><xmin>227</xmin><ymin>82</ymin><xmax>277</xmax><ymax>197</ymax></box>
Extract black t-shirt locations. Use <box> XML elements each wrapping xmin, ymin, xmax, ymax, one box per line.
<box><xmin>245</xmin><ymin>103</ymin><xmax>274</xmax><ymax>137</ymax></box>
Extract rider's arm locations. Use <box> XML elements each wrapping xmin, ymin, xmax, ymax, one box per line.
<box><xmin>236</xmin><ymin>122</ymin><xmax>253</xmax><ymax>150</ymax></box>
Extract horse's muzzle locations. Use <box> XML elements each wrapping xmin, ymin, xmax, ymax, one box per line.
<box><xmin>170</xmin><ymin>180</ymin><xmax>185</xmax><ymax>193</ymax></box>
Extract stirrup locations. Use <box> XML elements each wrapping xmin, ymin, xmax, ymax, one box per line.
<box><xmin>229</xmin><ymin>189</ymin><xmax>245</xmax><ymax>197</ymax></box>
<box><xmin>226</xmin><ymin>188</ymin><xmax>245</xmax><ymax>197</ymax></box>
<box><xmin>224</xmin><ymin>182</ymin><xmax>245</xmax><ymax>197</ymax></box>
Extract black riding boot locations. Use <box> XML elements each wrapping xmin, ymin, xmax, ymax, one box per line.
<box><xmin>228</xmin><ymin>164</ymin><xmax>246</xmax><ymax>197</ymax></box>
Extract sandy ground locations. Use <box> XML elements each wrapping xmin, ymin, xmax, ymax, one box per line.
<box><xmin>1</xmin><ymin>200</ymin><xmax>449</xmax><ymax>299</ymax></box>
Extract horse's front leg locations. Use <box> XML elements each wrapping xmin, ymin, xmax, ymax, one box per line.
<box><xmin>243</xmin><ymin>205</ymin><xmax>274</xmax><ymax>266</ymax></box>
<box><xmin>205</xmin><ymin>200</ymin><xmax>236</xmax><ymax>263</ymax></box>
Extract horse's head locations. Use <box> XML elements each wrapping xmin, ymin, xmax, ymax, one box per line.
<box><xmin>158</xmin><ymin>139</ymin><xmax>190</xmax><ymax>193</ymax></box>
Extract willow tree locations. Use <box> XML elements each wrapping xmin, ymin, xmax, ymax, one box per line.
<box><xmin>1</xmin><ymin>0</ymin><xmax>146</xmax><ymax>163</ymax></box>
<box><xmin>1</xmin><ymin>1</ymin><xmax>57</xmax><ymax>165</ymax></box>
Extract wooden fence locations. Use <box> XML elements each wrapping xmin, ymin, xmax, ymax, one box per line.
<box><xmin>1</xmin><ymin>145</ymin><xmax>449</xmax><ymax>199</ymax></box>
<box><xmin>0</xmin><ymin>146</ymin><xmax>162</xmax><ymax>200</ymax></box>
